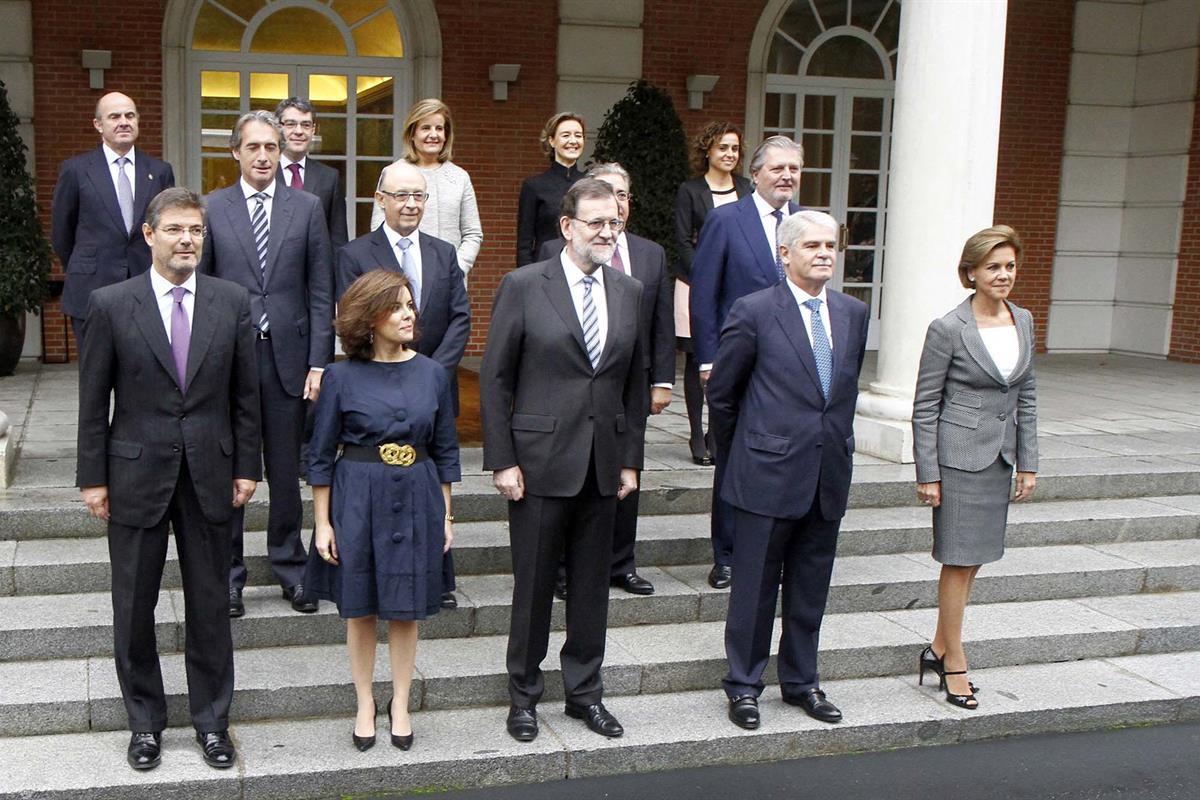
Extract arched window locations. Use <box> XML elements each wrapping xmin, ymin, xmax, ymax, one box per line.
<box><xmin>187</xmin><ymin>0</ymin><xmax>410</xmax><ymax>237</ymax></box>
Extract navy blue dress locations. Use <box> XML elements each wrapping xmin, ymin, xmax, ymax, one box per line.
<box><xmin>304</xmin><ymin>355</ymin><xmax>461</xmax><ymax>620</ymax></box>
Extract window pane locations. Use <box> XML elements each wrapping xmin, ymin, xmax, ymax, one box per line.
<box><xmin>777</xmin><ymin>2</ymin><xmax>823</xmax><ymax>48</ymax></box>
<box><xmin>843</xmin><ymin>249</ymin><xmax>874</xmax><ymax>283</ymax></box>
<box><xmin>843</xmin><ymin>286</ymin><xmax>872</xmax><ymax>310</ymax></box>
<box><xmin>813</xmin><ymin>0</ymin><xmax>850</xmax><ymax>28</ymax></box>
<box><xmin>316</xmin><ymin>117</ymin><xmax>347</xmax><ymax>155</ymax></box>
<box><xmin>848</xmin><ymin>173</ymin><xmax>879</xmax><ymax>209</ymax></box>
<box><xmin>847</xmin><ymin>211</ymin><xmax>876</xmax><ymax>245</ymax></box>
<box><xmin>850</xmin><ymin>135</ymin><xmax>880</xmax><ymax>169</ymax></box>
<box><xmin>202</xmin><ymin>155</ymin><xmax>240</xmax><ymax>193</ymax></box>
<box><xmin>850</xmin><ymin>0</ymin><xmax>891</xmax><ymax>32</ymax></box>
<box><xmin>352</xmin><ymin>10</ymin><xmax>404</xmax><ymax>57</ymax></box>
<box><xmin>802</xmin><ymin>132</ymin><xmax>833</xmax><ymax>169</ymax></box>
<box><xmin>768</xmin><ymin>36</ymin><xmax>802</xmax><ymax>74</ymax></box>
<box><xmin>357</xmin><ymin>76</ymin><xmax>394</xmax><ymax>115</ymax></box>
<box><xmin>202</xmin><ymin>113</ymin><xmax>239</xmax><ymax>148</ymax></box>
<box><xmin>218</xmin><ymin>0</ymin><xmax>267</xmax><ymax>22</ymax></box>
<box><xmin>803</xmin><ymin>95</ymin><xmax>835</xmax><ymax>131</ymax></box>
<box><xmin>193</xmin><ymin>3</ymin><xmax>244</xmax><ymax>51</ymax></box>
<box><xmin>332</xmin><ymin>0</ymin><xmax>386</xmax><ymax>27</ymax></box>
<box><xmin>799</xmin><ymin>171</ymin><xmax>831</xmax><ymax>207</ymax></box>
<box><xmin>201</xmin><ymin>71</ymin><xmax>240</xmax><ymax>111</ymax></box>
<box><xmin>357</xmin><ymin>159</ymin><xmax>388</xmax><ymax>198</ymax></box>
<box><xmin>251</xmin><ymin>7</ymin><xmax>348</xmax><ymax>56</ymax></box>
<box><xmin>355</xmin><ymin>200</ymin><xmax>377</xmax><ymax>238</ymax></box>
<box><xmin>876</xmin><ymin>2</ymin><xmax>901</xmax><ymax>53</ymax></box>
<box><xmin>852</xmin><ymin>97</ymin><xmax>883</xmax><ymax>131</ymax></box>
<box><xmin>807</xmin><ymin>35</ymin><xmax>885</xmax><ymax>79</ymax></box>
<box><xmin>357</xmin><ymin>118</ymin><xmax>393</xmax><ymax>157</ymax></box>
<box><xmin>249</xmin><ymin>73</ymin><xmax>289</xmax><ymax>108</ymax></box>
<box><xmin>309</xmin><ymin>74</ymin><xmax>349</xmax><ymax>112</ymax></box>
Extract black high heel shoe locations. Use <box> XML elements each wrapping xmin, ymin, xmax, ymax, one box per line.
<box><xmin>352</xmin><ymin>700</ymin><xmax>377</xmax><ymax>751</ymax></box>
<box><xmin>942</xmin><ymin>669</ymin><xmax>979</xmax><ymax>709</ymax></box>
<box><xmin>387</xmin><ymin>695</ymin><xmax>414</xmax><ymax>750</ymax></box>
<box><xmin>918</xmin><ymin>645</ymin><xmax>979</xmax><ymax>693</ymax></box>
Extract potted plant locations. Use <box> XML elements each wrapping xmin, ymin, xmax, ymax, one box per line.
<box><xmin>591</xmin><ymin>80</ymin><xmax>690</xmax><ymax>268</ymax></box>
<box><xmin>0</xmin><ymin>79</ymin><xmax>50</xmax><ymax>376</ymax></box>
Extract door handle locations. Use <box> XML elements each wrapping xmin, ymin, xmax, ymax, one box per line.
<box><xmin>838</xmin><ymin>224</ymin><xmax>848</xmax><ymax>252</ymax></box>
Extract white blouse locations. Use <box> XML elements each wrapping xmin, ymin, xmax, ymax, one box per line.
<box><xmin>979</xmin><ymin>325</ymin><xmax>1019</xmax><ymax>380</ymax></box>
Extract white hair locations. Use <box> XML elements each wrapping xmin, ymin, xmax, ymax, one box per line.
<box><xmin>778</xmin><ymin>210</ymin><xmax>839</xmax><ymax>250</ymax></box>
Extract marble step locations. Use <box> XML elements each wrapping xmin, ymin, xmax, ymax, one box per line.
<box><xmin>5</xmin><ymin>495</ymin><xmax>1199</xmax><ymax>595</ymax></box>
<box><xmin>1</xmin><ymin>651</ymin><xmax>1197</xmax><ymax>800</ymax></box>
<box><xmin>3</xmin><ymin>589</ymin><xmax>1199</xmax><ymax>736</ymax></box>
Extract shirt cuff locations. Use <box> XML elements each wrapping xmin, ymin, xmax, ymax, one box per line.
<box><xmin>309</xmin><ymin>366</ymin><xmax>325</xmax><ymax>373</ymax></box>
<box><xmin>700</xmin><ymin>363</ymin><xmax>713</xmax><ymax>372</ymax></box>
<box><xmin>651</xmin><ymin>383</ymin><xmax>673</xmax><ymax>389</ymax></box>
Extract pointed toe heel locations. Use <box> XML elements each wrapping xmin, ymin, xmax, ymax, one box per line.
<box><xmin>352</xmin><ymin>700</ymin><xmax>377</xmax><ymax>751</ymax></box>
<box><xmin>388</xmin><ymin>695</ymin><xmax>415</xmax><ymax>750</ymax></box>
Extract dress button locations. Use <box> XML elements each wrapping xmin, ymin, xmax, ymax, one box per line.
<box><xmin>394</xmin><ymin>410</ymin><xmax>407</xmax><ymax>421</ymax></box>
<box><xmin>998</xmin><ymin>414</ymin><xmax>1006</xmax><ymax>421</ymax></box>
<box><xmin>392</xmin><ymin>502</ymin><xmax>403</xmax><ymax>513</ymax></box>
<box><xmin>392</xmin><ymin>532</ymin><xmax>403</xmax><ymax>543</ymax></box>
<box><xmin>392</xmin><ymin>472</ymin><xmax>403</xmax><ymax>482</ymax></box>
<box><xmin>172</xmin><ymin>444</ymin><xmax>180</xmax><ymax>452</ymax></box>
<box><xmin>1001</xmin><ymin>387</ymin><xmax>1009</xmax><ymax>394</ymax></box>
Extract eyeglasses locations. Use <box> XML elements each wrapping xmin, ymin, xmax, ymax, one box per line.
<box><xmin>377</xmin><ymin>190</ymin><xmax>429</xmax><ymax>203</ymax></box>
<box><xmin>281</xmin><ymin>120</ymin><xmax>315</xmax><ymax>131</ymax></box>
<box><xmin>573</xmin><ymin>217</ymin><xmax>624</xmax><ymax>232</ymax></box>
<box><xmin>613</xmin><ymin>191</ymin><xmax>633</xmax><ymax>202</ymax></box>
<box><xmin>158</xmin><ymin>225</ymin><xmax>207</xmax><ymax>238</ymax></box>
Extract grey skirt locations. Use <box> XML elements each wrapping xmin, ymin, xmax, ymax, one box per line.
<box><xmin>932</xmin><ymin>456</ymin><xmax>1013</xmax><ymax>566</ymax></box>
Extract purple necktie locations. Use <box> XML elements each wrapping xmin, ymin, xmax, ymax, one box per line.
<box><xmin>287</xmin><ymin>162</ymin><xmax>304</xmax><ymax>191</ymax></box>
<box><xmin>170</xmin><ymin>286</ymin><xmax>190</xmax><ymax>391</ymax></box>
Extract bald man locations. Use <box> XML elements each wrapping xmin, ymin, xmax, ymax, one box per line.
<box><xmin>336</xmin><ymin>159</ymin><xmax>471</xmax><ymax>607</ymax></box>
<box><xmin>52</xmin><ymin>92</ymin><xmax>176</xmax><ymax>349</ymax></box>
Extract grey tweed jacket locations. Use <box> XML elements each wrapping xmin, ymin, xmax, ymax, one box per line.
<box><xmin>912</xmin><ymin>296</ymin><xmax>1038</xmax><ymax>484</ymax></box>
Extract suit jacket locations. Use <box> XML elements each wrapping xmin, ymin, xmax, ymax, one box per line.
<box><xmin>912</xmin><ymin>296</ymin><xmax>1038</xmax><ymax>483</ymax></box>
<box><xmin>689</xmin><ymin>192</ymin><xmax>801</xmax><ymax>365</ymax></box>
<box><xmin>199</xmin><ymin>183</ymin><xmax>334</xmax><ymax>396</ymax></box>
<box><xmin>707</xmin><ymin>282</ymin><xmax>869</xmax><ymax>521</ymax></box>
<box><xmin>538</xmin><ymin>233</ymin><xmax>675</xmax><ymax>387</ymax></box>
<box><xmin>337</xmin><ymin>227</ymin><xmax>471</xmax><ymax>411</ymax></box>
<box><xmin>480</xmin><ymin>257</ymin><xmax>647</xmax><ymax>497</ymax></box>
<box><xmin>76</xmin><ymin>271</ymin><xmax>261</xmax><ymax>529</ymax></box>
<box><xmin>276</xmin><ymin>157</ymin><xmax>348</xmax><ymax>251</ymax></box>
<box><xmin>673</xmin><ymin>175</ymin><xmax>752</xmax><ymax>282</ymax></box>
<box><xmin>51</xmin><ymin>146</ymin><xmax>176</xmax><ymax>320</ymax></box>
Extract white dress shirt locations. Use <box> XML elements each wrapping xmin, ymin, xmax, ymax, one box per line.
<box><xmin>102</xmin><ymin>143</ymin><xmax>136</xmax><ymax>200</ymax></box>
<box><xmin>381</xmin><ymin>224</ymin><xmax>424</xmax><ymax>304</ymax></box>
<box><xmin>149</xmin><ymin>268</ymin><xmax>196</xmax><ymax>344</ymax></box>
<box><xmin>561</xmin><ymin>251</ymin><xmax>608</xmax><ymax>359</ymax></box>
<box><xmin>786</xmin><ymin>279</ymin><xmax>834</xmax><ymax>351</ymax></box>
<box><xmin>240</xmin><ymin>177</ymin><xmax>274</xmax><ymax>220</ymax></box>
<box><xmin>979</xmin><ymin>325</ymin><xmax>1019</xmax><ymax>379</ymax></box>
<box><xmin>753</xmin><ymin>190</ymin><xmax>792</xmax><ymax>261</ymax></box>
<box><xmin>280</xmin><ymin>154</ymin><xmax>307</xmax><ymax>188</ymax></box>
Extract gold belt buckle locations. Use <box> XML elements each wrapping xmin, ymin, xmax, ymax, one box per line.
<box><xmin>379</xmin><ymin>443</ymin><xmax>416</xmax><ymax>467</ymax></box>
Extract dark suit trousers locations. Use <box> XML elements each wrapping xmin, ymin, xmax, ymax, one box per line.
<box><xmin>108</xmin><ymin>458</ymin><xmax>235</xmax><ymax>733</ymax></box>
<box><xmin>506</xmin><ymin>461</ymin><xmax>615</xmax><ymax>708</ymax></box>
<box><xmin>610</xmin><ymin>489</ymin><xmax>639</xmax><ymax>577</ymax></box>
<box><xmin>230</xmin><ymin>337</ymin><xmax>307</xmax><ymax>591</ymax></box>
<box><xmin>71</xmin><ymin>317</ymin><xmax>85</xmax><ymax>357</ymax></box>
<box><xmin>722</xmin><ymin>495</ymin><xmax>841</xmax><ymax>699</ymax></box>
<box><xmin>710</xmin><ymin>458</ymin><xmax>736</xmax><ymax>567</ymax></box>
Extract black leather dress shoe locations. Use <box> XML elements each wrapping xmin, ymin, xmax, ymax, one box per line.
<box><xmin>564</xmin><ymin>701</ymin><xmax>624</xmax><ymax>737</ymax></box>
<box><xmin>506</xmin><ymin>705</ymin><xmax>538</xmax><ymax>741</ymax></box>
<box><xmin>692</xmin><ymin>454</ymin><xmax>714</xmax><ymax>467</ymax></box>
<box><xmin>127</xmin><ymin>732</ymin><xmax>161</xmax><ymax>770</ymax></box>
<box><xmin>440</xmin><ymin>591</ymin><xmax>458</xmax><ymax>609</ymax></box>
<box><xmin>228</xmin><ymin>587</ymin><xmax>244</xmax><ymax>618</ymax></box>
<box><xmin>282</xmin><ymin>584</ymin><xmax>318</xmax><ymax>613</ymax></box>
<box><xmin>784</xmin><ymin>688</ymin><xmax>842</xmax><ymax>723</ymax></box>
<box><xmin>707</xmin><ymin>564</ymin><xmax>732</xmax><ymax>589</ymax></box>
<box><xmin>554</xmin><ymin>575</ymin><xmax>568</xmax><ymax>601</ymax></box>
<box><xmin>728</xmin><ymin>695</ymin><xmax>760</xmax><ymax>730</ymax></box>
<box><xmin>610</xmin><ymin>573</ymin><xmax>655</xmax><ymax>595</ymax></box>
<box><xmin>196</xmin><ymin>730</ymin><xmax>237</xmax><ymax>769</ymax></box>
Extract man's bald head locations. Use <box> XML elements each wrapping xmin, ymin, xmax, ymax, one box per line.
<box><xmin>375</xmin><ymin>159</ymin><xmax>428</xmax><ymax>236</ymax></box>
<box><xmin>93</xmin><ymin>93</ymin><xmax>139</xmax><ymax>154</ymax></box>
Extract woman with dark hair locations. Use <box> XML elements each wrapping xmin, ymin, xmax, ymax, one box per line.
<box><xmin>912</xmin><ymin>225</ymin><xmax>1038</xmax><ymax>710</ymax></box>
<box><xmin>515</xmin><ymin>111</ymin><xmax>586</xmax><ymax>266</ymax></box>
<box><xmin>673</xmin><ymin>122</ymin><xmax>753</xmax><ymax>465</ymax></box>
<box><xmin>305</xmin><ymin>270</ymin><xmax>460</xmax><ymax>751</ymax></box>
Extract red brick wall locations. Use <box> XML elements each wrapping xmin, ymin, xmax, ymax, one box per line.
<box><xmin>993</xmin><ymin>0</ymin><xmax>1075</xmax><ymax>352</ymax></box>
<box><xmin>1169</xmin><ymin>49</ymin><xmax>1200</xmax><ymax>363</ymax></box>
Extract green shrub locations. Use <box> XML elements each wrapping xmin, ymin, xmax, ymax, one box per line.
<box><xmin>0</xmin><ymin>79</ymin><xmax>50</xmax><ymax>318</ymax></box>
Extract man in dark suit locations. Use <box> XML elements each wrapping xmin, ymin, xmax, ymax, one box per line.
<box><xmin>538</xmin><ymin>162</ymin><xmax>673</xmax><ymax>597</ymax></box>
<box><xmin>482</xmin><ymin>179</ymin><xmax>646</xmax><ymax>742</ymax></box>
<box><xmin>199</xmin><ymin>110</ymin><xmax>334</xmax><ymax>617</ymax></box>
<box><xmin>338</xmin><ymin>158</ymin><xmax>470</xmax><ymax>608</ymax></box>
<box><xmin>52</xmin><ymin>92</ymin><xmax>175</xmax><ymax>349</ymax></box>
<box><xmin>688</xmin><ymin>135</ymin><xmax>804</xmax><ymax>590</ymax></box>
<box><xmin>77</xmin><ymin>188</ymin><xmax>260</xmax><ymax>771</ymax></box>
<box><xmin>707</xmin><ymin>210</ymin><xmax>868</xmax><ymax>731</ymax></box>
<box><xmin>274</xmin><ymin>97</ymin><xmax>348</xmax><ymax>251</ymax></box>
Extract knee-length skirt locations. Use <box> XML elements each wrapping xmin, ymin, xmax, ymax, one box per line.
<box><xmin>931</xmin><ymin>456</ymin><xmax>1013</xmax><ymax>566</ymax></box>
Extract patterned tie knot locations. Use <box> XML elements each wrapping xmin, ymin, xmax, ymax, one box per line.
<box><xmin>398</xmin><ymin>237</ymin><xmax>413</xmax><ymax>252</ymax></box>
<box><xmin>804</xmin><ymin>298</ymin><xmax>821</xmax><ymax>313</ymax></box>
<box><xmin>117</xmin><ymin>156</ymin><xmax>128</xmax><ymax>168</ymax></box>
<box><xmin>771</xmin><ymin>209</ymin><xmax>783</xmax><ymax>223</ymax></box>
<box><xmin>253</xmin><ymin>192</ymin><xmax>267</xmax><ymax>203</ymax></box>
<box><xmin>170</xmin><ymin>286</ymin><xmax>188</xmax><ymax>304</ymax></box>
<box><xmin>581</xmin><ymin>274</ymin><xmax>595</xmax><ymax>288</ymax></box>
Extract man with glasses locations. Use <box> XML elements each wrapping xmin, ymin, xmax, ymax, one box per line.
<box><xmin>274</xmin><ymin>97</ymin><xmax>348</xmax><ymax>250</ymax></box>
<box><xmin>481</xmin><ymin>179</ymin><xmax>646</xmax><ymax>742</ymax></box>
<box><xmin>336</xmin><ymin>158</ymin><xmax>470</xmax><ymax>607</ymax></box>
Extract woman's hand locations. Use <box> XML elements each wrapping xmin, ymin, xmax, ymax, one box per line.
<box><xmin>1014</xmin><ymin>471</ymin><xmax>1037</xmax><ymax>501</ymax></box>
<box><xmin>314</xmin><ymin>522</ymin><xmax>338</xmax><ymax>565</ymax></box>
<box><xmin>917</xmin><ymin>481</ymin><xmax>942</xmax><ymax>508</ymax></box>
<box><xmin>443</xmin><ymin>518</ymin><xmax>454</xmax><ymax>553</ymax></box>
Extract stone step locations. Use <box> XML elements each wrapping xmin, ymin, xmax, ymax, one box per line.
<box><xmin>4</xmin><ymin>455</ymin><xmax>1200</xmax><ymax>541</ymax></box>
<box><xmin>1</xmin><ymin>650</ymin><xmax>1196</xmax><ymax>800</ymax></box>
<box><xmin>4</xmin><ymin>537</ymin><xmax>1199</xmax><ymax>661</ymax></box>
<box><xmin>6</xmin><ymin>495</ymin><xmax>1199</xmax><ymax>595</ymax></box>
<box><xmin>4</xmin><ymin>589</ymin><xmax>1198</xmax><ymax>736</ymax></box>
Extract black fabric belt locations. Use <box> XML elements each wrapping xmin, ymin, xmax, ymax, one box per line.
<box><xmin>340</xmin><ymin>443</ymin><xmax>429</xmax><ymax>466</ymax></box>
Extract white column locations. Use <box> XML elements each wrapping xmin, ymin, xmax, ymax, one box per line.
<box><xmin>854</xmin><ymin>0</ymin><xmax>1008</xmax><ymax>462</ymax></box>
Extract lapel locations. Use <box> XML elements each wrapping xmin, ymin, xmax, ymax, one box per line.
<box><xmin>772</xmin><ymin>283</ymin><xmax>824</xmax><ymax>401</ymax></box>
<box><xmin>265</xmin><ymin>185</ymin><xmax>295</xmax><ymax>284</ymax></box>
<box><xmin>696</xmin><ymin>180</ymin><xmax>715</xmax><ymax>214</ymax></box>
<box><xmin>1006</xmin><ymin>301</ymin><xmax>1031</xmax><ymax>382</ymax></box>
<box><xmin>183</xmin><ymin>275</ymin><xmax>218</xmax><ymax>392</ymax></box>
<box><xmin>540</xmin><ymin>258</ymin><xmax>589</xmax><ymax>366</ymax></box>
<box><xmin>825</xmin><ymin>290</ymin><xmax>853</xmax><ymax>403</ymax></box>
<box><xmin>131</xmin><ymin>154</ymin><xmax>157</xmax><ymax>232</ymax></box>
<box><xmin>417</xmin><ymin>234</ymin><xmax>439</xmax><ymax>310</ymax></box>
<box><xmin>219</xmin><ymin>188</ymin><xmax>264</xmax><ymax>287</ymax></box>
<box><xmin>370</xmin><ymin>226</ymin><xmax>402</xmax><ymax>271</ymax></box>
<box><xmin>624</xmin><ymin>235</ymin><xmax>644</xmax><ymax>281</ymax></box>
<box><xmin>131</xmin><ymin>272</ymin><xmax>183</xmax><ymax>391</ymax></box>
<box><xmin>733</xmin><ymin>195</ymin><xmax>780</xmax><ymax>286</ymax></box>
<box><xmin>597</xmin><ymin>266</ymin><xmax>627</xmax><ymax>372</ymax></box>
<box><xmin>85</xmin><ymin>147</ymin><xmax>128</xmax><ymax>238</ymax></box>
<box><xmin>955</xmin><ymin>296</ymin><xmax>1008</xmax><ymax>386</ymax></box>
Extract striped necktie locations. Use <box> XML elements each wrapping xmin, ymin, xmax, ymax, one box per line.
<box><xmin>581</xmin><ymin>275</ymin><xmax>600</xmax><ymax>370</ymax></box>
<box><xmin>251</xmin><ymin>192</ymin><xmax>270</xmax><ymax>332</ymax></box>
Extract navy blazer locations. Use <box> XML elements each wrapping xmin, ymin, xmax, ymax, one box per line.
<box><xmin>199</xmin><ymin>183</ymin><xmax>334</xmax><ymax>396</ymax></box>
<box><xmin>275</xmin><ymin>157</ymin><xmax>348</xmax><ymax>251</ymax></box>
<box><xmin>336</xmin><ymin>226</ymin><xmax>471</xmax><ymax>412</ymax></box>
<box><xmin>51</xmin><ymin>146</ymin><xmax>176</xmax><ymax>320</ymax></box>
<box><xmin>707</xmin><ymin>282</ymin><xmax>869</xmax><ymax>522</ymax></box>
<box><xmin>688</xmin><ymin>192</ymin><xmax>801</xmax><ymax>365</ymax></box>
<box><xmin>538</xmin><ymin>233</ymin><xmax>675</xmax><ymax>387</ymax></box>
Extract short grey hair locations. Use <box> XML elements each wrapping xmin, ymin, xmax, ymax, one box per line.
<box><xmin>778</xmin><ymin>210</ymin><xmax>838</xmax><ymax>251</ymax></box>
<box><xmin>748</xmin><ymin>135</ymin><xmax>804</xmax><ymax>174</ymax></box>
<box><xmin>587</xmin><ymin>162</ymin><xmax>632</xmax><ymax>189</ymax></box>
<box><xmin>230</xmin><ymin>110</ymin><xmax>284</xmax><ymax>150</ymax></box>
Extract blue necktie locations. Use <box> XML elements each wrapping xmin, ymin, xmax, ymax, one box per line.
<box><xmin>398</xmin><ymin>237</ymin><xmax>420</xmax><ymax>311</ymax></box>
<box><xmin>771</xmin><ymin>209</ymin><xmax>785</xmax><ymax>281</ymax></box>
<box><xmin>804</xmin><ymin>298</ymin><xmax>832</xmax><ymax>399</ymax></box>
<box><xmin>581</xmin><ymin>275</ymin><xmax>600</xmax><ymax>370</ymax></box>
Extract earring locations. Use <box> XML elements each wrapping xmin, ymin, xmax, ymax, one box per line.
<box><xmin>368</xmin><ymin>331</ymin><xmax>374</xmax><ymax>343</ymax></box>
<box><xmin>968</xmin><ymin>276</ymin><xmax>975</xmax><ymax>283</ymax></box>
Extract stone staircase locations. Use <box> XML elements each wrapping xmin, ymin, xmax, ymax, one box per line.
<box><xmin>2</xmin><ymin>451</ymin><xmax>1199</xmax><ymax>799</ymax></box>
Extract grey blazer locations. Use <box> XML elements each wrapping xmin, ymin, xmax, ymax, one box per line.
<box><xmin>912</xmin><ymin>296</ymin><xmax>1038</xmax><ymax>484</ymax></box>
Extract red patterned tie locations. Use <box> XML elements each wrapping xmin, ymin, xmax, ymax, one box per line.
<box><xmin>287</xmin><ymin>162</ymin><xmax>304</xmax><ymax>191</ymax></box>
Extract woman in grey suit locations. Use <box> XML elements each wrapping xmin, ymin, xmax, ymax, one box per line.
<box><xmin>911</xmin><ymin>225</ymin><xmax>1038</xmax><ymax>710</ymax></box>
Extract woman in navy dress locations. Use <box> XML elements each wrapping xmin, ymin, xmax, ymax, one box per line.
<box><xmin>305</xmin><ymin>270</ymin><xmax>461</xmax><ymax>752</ymax></box>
